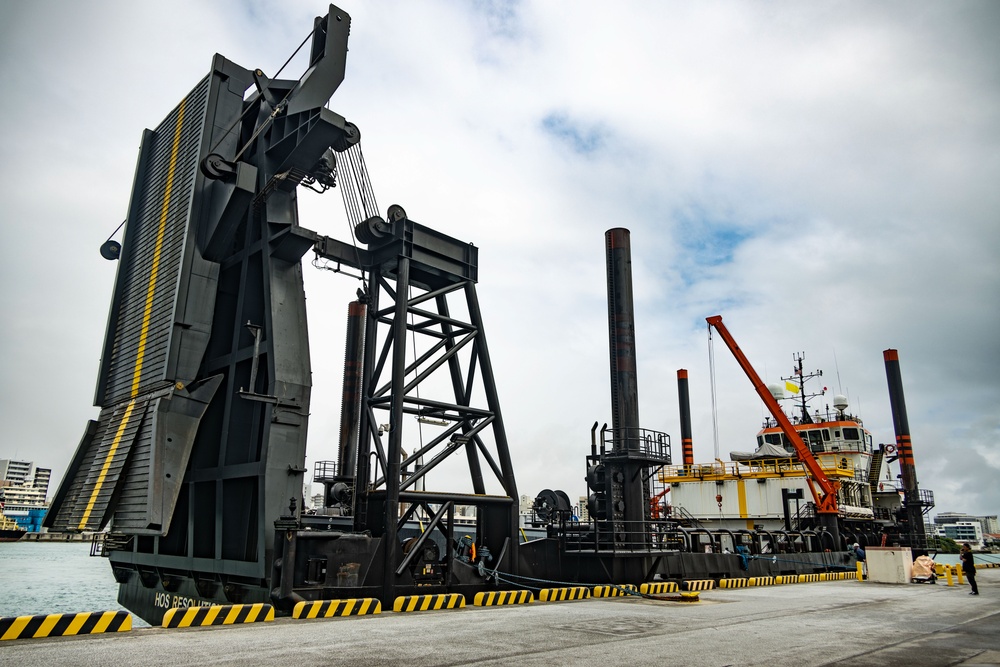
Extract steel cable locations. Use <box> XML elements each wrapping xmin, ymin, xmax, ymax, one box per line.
<box><xmin>210</xmin><ymin>28</ymin><xmax>317</xmax><ymax>158</ymax></box>
<box><xmin>708</xmin><ymin>324</ymin><xmax>721</xmax><ymax>461</ymax></box>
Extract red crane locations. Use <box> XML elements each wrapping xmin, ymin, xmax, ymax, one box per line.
<box><xmin>706</xmin><ymin>316</ymin><xmax>840</xmax><ymax>517</ymax></box>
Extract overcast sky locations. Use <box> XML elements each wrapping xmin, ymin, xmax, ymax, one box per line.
<box><xmin>1</xmin><ymin>1</ymin><xmax>997</xmax><ymax>520</ymax></box>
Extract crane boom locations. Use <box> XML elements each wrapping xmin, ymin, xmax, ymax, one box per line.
<box><xmin>706</xmin><ymin>316</ymin><xmax>839</xmax><ymax>515</ymax></box>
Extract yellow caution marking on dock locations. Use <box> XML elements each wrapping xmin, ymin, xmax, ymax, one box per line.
<box><xmin>592</xmin><ymin>584</ymin><xmax>638</xmax><ymax>598</ymax></box>
<box><xmin>293</xmin><ymin>598</ymin><xmax>381</xmax><ymax>619</ymax></box>
<box><xmin>1</xmin><ymin>610</ymin><xmax>131</xmax><ymax>641</ymax></box>
<box><xmin>719</xmin><ymin>578</ymin><xmax>749</xmax><ymax>589</ymax></box>
<box><xmin>473</xmin><ymin>590</ymin><xmax>533</xmax><ymax>606</ymax></box>
<box><xmin>682</xmin><ymin>580</ymin><xmax>716</xmax><ymax>591</ymax></box>
<box><xmin>749</xmin><ymin>576</ymin><xmax>775</xmax><ymax>586</ymax></box>
<box><xmin>161</xmin><ymin>603</ymin><xmax>273</xmax><ymax>628</ymax></box>
<box><xmin>392</xmin><ymin>593</ymin><xmax>465</xmax><ymax>613</ymax></box>
<box><xmin>639</xmin><ymin>582</ymin><xmax>678</xmax><ymax>595</ymax></box>
<box><xmin>538</xmin><ymin>587</ymin><xmax>591</xmax><ymax>602</ymax></box>
<box><xmin>774</xmin><ymin>575</ymin><xmax>798</xmax><ymax>584</ymax></box>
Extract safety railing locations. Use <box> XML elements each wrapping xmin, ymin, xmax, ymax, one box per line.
<box><xmin>762</xmin><ymin>412</ymin><xmax>865</xmax><ymax>429</ymax></box>
<box><xmin>659</xmin><ymin>455</ymin><xmax>856</xmax><ymax>483</ymax></box>
<box><xmin>599</xmin><ymin>428</ymin><xmax>671</xmax><ymax>464</ymax></box>
<box><xmin>556</xmin><ymin>517</ymin><xmax>834</xmax><ymax>556</ymax></box>
<box><xmin>90</xmin><ymin>532</ymin><xmax>133</xmax><ymax>557</ymax></box>
<box><xmin>559</xmin><ymin>518</ymin><xmax>682</xmax><ymax>554</ymax></box>
<box><xmin>313</xmin><ymin>460</ymin><xmax>339</xmax><ymax>483</ymax></box>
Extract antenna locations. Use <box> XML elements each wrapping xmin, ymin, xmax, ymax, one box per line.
<box><xmin>833</xmin><ymin>347</ymin><xmax>843</xmax><ymax>394</ymax></box>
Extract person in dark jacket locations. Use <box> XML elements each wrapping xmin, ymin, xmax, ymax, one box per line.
<box><xmin>960</xmin><ymin>543</ymin><xmax>979</xmax><ymax>595</ymax></box>
<box><xmin>853</xmin><ymin>543</ymin><xmax>867</xmax><ymax>578</ymax></box>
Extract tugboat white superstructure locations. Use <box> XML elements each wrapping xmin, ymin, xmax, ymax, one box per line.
<box><xmin>661</xmin><ymin>350</ymin><xmax>912</xmax><ymax>546</ymax></box>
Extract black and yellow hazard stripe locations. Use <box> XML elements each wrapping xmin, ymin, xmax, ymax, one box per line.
<box><xmin>293</xmin><ymin>598</ymin><xmax>381</xmax><ymax>619</ymax></box>
<box><xmin>592</xmin><ymin>584</ymin><xmax>638</xmax><ymax>598</ymax></box>
<box><xmin>749</xmin><ymin>576</ymin><xmax>775</xmax><ymax>586</ymax></box>
<box><xmin>639</xmin><ymin>582</ymin><xmax>678</xmax><ymax>595</ymax></box>
<box><xmin>797</xmin><ymin>574</ymin><xmax>822</xmax><ymax>583</ymax></box>
<box><xmin>774</xmin><ymin>575</ymin><xmax>798</xmax><ymax>584</ymax></box>
<box><xmin>161</xmin><ymin>603</ymin><xmax>273</xmax><ymax>628</ymax></box>
<box><xmin>473</xmin><ymin>590</ymin><xmax>533</xmax><ymax>606</ymax></box>
<box><xmin>682</xmin><ymin>580</ymin><xmax>715</xmax><ymax>591</ymax></box>
<box><xmin>392</xmin><ymin>593</ymin><xmax>466</xmax><ymax>613</ymax></box>
<box><xmin>719</xmin><ymin>578</ymin><xmax>749</xmax><ymax>589</ymax></box>
<box><xmin>538</xmin><ymin>587</ymin><xmax>591</xmax><ymax>602</ymax></box>
<box><xmin>0</xmin><ymin>610</ymin><xmax>131</xmax><ymax>641</ymax></box>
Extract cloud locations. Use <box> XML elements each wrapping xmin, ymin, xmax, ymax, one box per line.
<box><xmin>1</xmin><ymin>1</ymin><xmax>998</xmax><ymax>522</ymax></box>
<box><xmin>540</xmin><ymin>112</ymin><xmax>610</xmax><ymax>156</ymax></box>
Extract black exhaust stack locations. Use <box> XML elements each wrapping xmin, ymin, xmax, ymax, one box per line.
<box><xmin>677</xmin><ymin>369</ymin><xmax>694</xmax><ymax>467</ymax></box>
<box><xmin>883</xmin><ymin>349</ymin><xmax>927</xmax><ymax>548</ymax></box>
<box><xmin>603</xmin><ymin>228</ymin><xmax>648</xmax><ymax>547</ymax></box>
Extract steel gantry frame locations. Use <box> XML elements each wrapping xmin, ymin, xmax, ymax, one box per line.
<box><xmin>314</xmin><ymin>211</ymin><xmax>521</xmax><ymax>602</ymax></box>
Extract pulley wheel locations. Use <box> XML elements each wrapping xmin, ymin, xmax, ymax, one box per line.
<box><xmin>100</xmin><ymin>240</ymin><xmax>122</xmax><ymax>261</ymax></box>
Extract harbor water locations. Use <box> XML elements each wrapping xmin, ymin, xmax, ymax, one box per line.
<box><xmin>0</xmin><ymin>541</ymin><xmax>148</xmax><ymax>627</ymax></box>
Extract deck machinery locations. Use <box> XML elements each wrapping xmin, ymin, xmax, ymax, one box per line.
<box><xmin>46</xmin><ymin>6</ymin><xmax>922</xmax><ymax>625</ymax></box>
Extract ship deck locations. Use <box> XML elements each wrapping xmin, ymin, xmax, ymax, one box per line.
<box><xmin>2</xmin><ymin>569</ymin><xmax>997</xmax><ymax>666</ymax></box>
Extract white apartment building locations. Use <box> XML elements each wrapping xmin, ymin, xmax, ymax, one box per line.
<box><xmin>0</xmin><ymin>459</ymin><xmax>51</xmax><ymax>503</ymax></box>
<box><xmin>938</xmin><ymin>521</ymin><xmax>984</xmax><ymax>546</ymax></box>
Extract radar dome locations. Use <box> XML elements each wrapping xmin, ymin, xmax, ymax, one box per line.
<box><xmin>767</xmin><ymin>383</ymin><xmax>784</xmax><ymax>400</ymax></box>
<box><xmin>833</xmin><ymin>394</ymin><xmax>849</xmax><ymax>411</ymax></box>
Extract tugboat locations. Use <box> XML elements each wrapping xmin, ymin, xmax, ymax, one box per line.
<box><xmin>661</xmin><ymin>351</ymin><xmax>909</xmax><ymax>547</ymax></box>
<box><xmin>0</xmin><ymin>504</ymin><xmax>26</xmax><ymax>542</ymax></box>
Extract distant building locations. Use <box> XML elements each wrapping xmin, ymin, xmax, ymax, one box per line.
<box><xmin>310</xmin><ymin>493</ymin><xmax>325</xmax><ymax>511</ymax></box>
<box><xmin>977</xmin><ymin>515</ymin><xmax>999</xmax><ymax>534</ymax></box>
<box><xmin>939</xmin><ymin>521</ymin><xmax>983</xmax><ymax>547</ymax></box>
<box><xmin>0</xmin><ymin>459</ymin><xmax>52</xmax><ymax>532</ymax></box>
<box><xmin>519</xmin><ymin>494</ymin><xmax>534</xmax><ymax>514</ymax></box>
<box><xmin>934</xmin><ymin>512</ymin><xmax>997</xmax><ymax>545</ymax></box>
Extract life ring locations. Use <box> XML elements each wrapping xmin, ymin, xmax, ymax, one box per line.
<box><xmin>885</xmin><ymin>445</ymin><xmax>896</xmax><ymax>454</ymax></box>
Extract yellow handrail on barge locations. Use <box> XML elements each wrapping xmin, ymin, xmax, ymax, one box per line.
<box><xmin>659</xmin><ymin>456</ymin><xmax>857</xmax><ymax>484</ymax></box>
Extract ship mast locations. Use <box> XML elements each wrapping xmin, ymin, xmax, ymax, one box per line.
<box><xmin>781</xmin><ymin>353</ymin><xmax>825</xmax><ymax>423</ymax></box>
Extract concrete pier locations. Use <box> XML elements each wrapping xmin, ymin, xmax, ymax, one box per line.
<box><xmin>1</xmin><ymin>569</ymin><xmax>997</xmax><ymax>666</ymax></box>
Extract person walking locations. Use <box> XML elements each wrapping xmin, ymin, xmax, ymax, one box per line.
<box><xmin>960</xmin><ymin>543</ymin><xmax>979</xmax><ymax>595</ymax></box>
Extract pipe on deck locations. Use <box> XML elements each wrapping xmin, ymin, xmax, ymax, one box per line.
<box><xmin>677</xmin><ymin>369</ymin><xmax>694</xmax><ymax>466</ymax></box>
